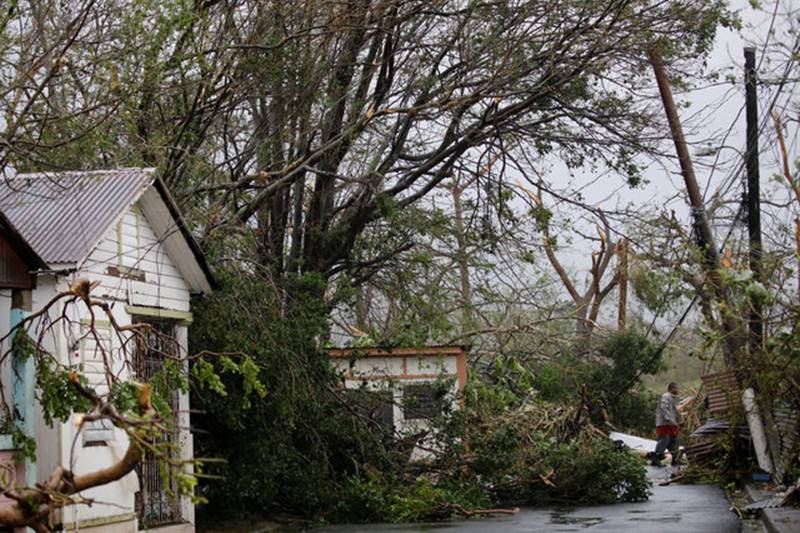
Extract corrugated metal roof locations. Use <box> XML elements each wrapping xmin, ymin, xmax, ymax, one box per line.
<box><xmin>328</xmin><ymin>345</ymin><xmax>467</xmax><ymax>358</ymax></box>
<box><xmin>0</xmin><ymin>168</ymin><xmax>155</xmax><ymax>267</ymax></box>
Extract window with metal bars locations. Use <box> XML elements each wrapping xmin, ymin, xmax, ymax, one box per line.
<box><xmin>402</xmin><ymin>383</ymin><xmax>444</xmax><ymax>420</ymax></box>
<box><xmin>132</xmin><ymin>317</ymin><xmax>182</xmax><ymax>528</ymax></box>
<box><xmin>346</xmin><ymin>389</ymin><xmax>394</xmax><ymax>432</ymax></box>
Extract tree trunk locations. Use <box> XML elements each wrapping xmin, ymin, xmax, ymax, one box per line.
<box><xmin>618</xmin><ymin>238</ymin><xmax>628</xmax><ymax>330</ymax></box>
<box><xmin>451</xmin><ymin>182</ymin><xmax>475</xmax><ymax>333</ymax></box>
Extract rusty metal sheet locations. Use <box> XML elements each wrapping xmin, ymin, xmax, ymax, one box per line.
<box><xmin>702</xmin><ymin>371</ymin><xmax>740</xmax><ymax>414</ymax></box>
<box><xmin>0</xmin><ymin>169</ymin><xmax>154</xmax><ymax>267</ymax></box>
<box><xmin>685</xmin><ymin>439</ymin><xmax>720</xmax><ymax>467</ymax></box>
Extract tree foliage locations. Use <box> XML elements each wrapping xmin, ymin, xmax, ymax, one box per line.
<box><xmin>190</xmin><ymin>266</ymin><xmax>395</xmax><ymax>517</ymax></box>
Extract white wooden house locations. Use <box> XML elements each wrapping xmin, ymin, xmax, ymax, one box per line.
<box><xmin>328</xmin><ymin>346</ymin><xmax>468</xmax><ymax>460</ymax></box>
<box><xmin>0</xmin><ymin>168</ymin><xmax>213</xmax><ymax>533</ymax></box>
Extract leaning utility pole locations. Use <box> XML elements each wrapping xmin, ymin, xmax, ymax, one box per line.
<box><xmin>648</xmin><ymin>46</ymin><xmax>742</xmax><ymax>365</ymax></box>
<box><xmin>744</xmin><ymin>47</ymin><xmax>764</xmax><ymax>353</ymax></box>
<box><xmin>648</xmin><ymin>48</ymin><xmax>720</xmax><ymax>270</ymax></box>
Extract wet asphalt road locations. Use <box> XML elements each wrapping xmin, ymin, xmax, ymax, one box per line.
<box><xmin>318</xmin><ymin>467</ymin><xmax>741</xmax><ymax>532</ymax></box>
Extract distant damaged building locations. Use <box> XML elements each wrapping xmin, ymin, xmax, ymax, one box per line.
<box><xmin>329</xmin><ymin>345</ymin><xmax>468</xmax><ymax>460</ymax></box>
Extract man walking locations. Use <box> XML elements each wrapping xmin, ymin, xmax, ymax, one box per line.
<box><xmin>652</xmin><ymin>382</ymin><xmax>681</xmax><ymax>467</ymax></box>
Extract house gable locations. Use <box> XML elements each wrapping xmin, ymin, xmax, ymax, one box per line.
<box><xmin>83</xmin><ymin>202</ymin><xmax>192</xmax><ymax>312</ymax></box>
<box><xmin>139</xmin><ymin>183</ymin><xmax>214</xmax><ymax>294</ymax></box>
<box><xmin>0</xmin><ymin>169</ymin><xmax>214</xmax><ymax>294</ymax></box>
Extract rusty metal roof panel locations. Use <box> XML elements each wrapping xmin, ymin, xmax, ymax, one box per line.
<box><xmin>0</xmin><ymin>169</ymin><xmax>155</xmax><ymax>267</ymax></box>
<box><xmin>702</xmin><ymin>371</ymin><xmax>741</xmax><ymax>414</ymax></box>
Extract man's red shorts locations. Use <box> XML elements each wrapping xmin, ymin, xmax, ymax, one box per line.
<box><xmin>656</xmin><ymin>424</ymin><xmax>679</xmax><ymax>437</ymax></box>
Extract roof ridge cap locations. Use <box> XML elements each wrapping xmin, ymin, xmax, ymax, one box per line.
<box><xmin>13</xmin><ymin>167</ymin><xmax>156</xmax><ymax>179</ymax></box>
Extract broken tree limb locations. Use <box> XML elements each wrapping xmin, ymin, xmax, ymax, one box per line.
<box><xmin>659</xmin><ymin>473</ymin><xmax>687</xmax><ymax>486</ymax></box>
<box><xmin>442</xmin><ymin>503</ymin><xmax>520</xmax><ymax>517</ymax></box>
<box><xmin>0</xmin><ymin>379</ymin><xmax>155</xmax><ymax>530</ymax></box>
<box><xmin>772</xmin><ymin>112</ymin><xmax>800</xmax><ymax>297</ymax></box>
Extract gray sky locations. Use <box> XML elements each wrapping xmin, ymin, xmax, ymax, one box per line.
<box><xmin>546</xmin><ymin>0</ymin><xmax>797</xmax><ymax>277</ymax></box>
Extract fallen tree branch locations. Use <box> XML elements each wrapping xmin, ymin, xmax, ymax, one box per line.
<box><xmin>0</xmin><ymin>376</ymin><xmax>155</xmax><ymax>531</ymax></box>
<box><xmin>442</xmin><ymin>503</ymin><xmax>520</xmax><ymax>517</ymax></box>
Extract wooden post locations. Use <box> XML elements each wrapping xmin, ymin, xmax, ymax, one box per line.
<box><xmin>617</xmin><ymin>238</ymin><xmax>628</xmax><ymax>330</ymax></box>
<box><xmin>648</xmin><ymin>48</ymin><xmax>719</xmax><ymax>268</ymax></box>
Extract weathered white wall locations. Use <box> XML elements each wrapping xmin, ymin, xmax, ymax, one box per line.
<box><xmin>83</xmin><ymin>204</ymin><xmax>191</xmax><ymax>312</ymax></box>
<box><xmin>32</xmin><ymin>275</ymin><xmax>62</xmax><ymax>492</ymax></box>
<box><xmin>333</xmin><ymin>353</ymin><xmax>462</xmax><ymax>461</ymax></box>
<box><xmin>59</xmin><ymin>294</ymin><xmax>137</xmax><ymax>526</ymax></box>
<box><xmin>332</xmin><ymin>354</ymin><xmax>461</xmax><ymax>431</ymax></box>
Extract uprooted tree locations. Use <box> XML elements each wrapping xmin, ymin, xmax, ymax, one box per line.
<box><xmin>0</xmin><ymin>280</ymin><xmax>262</xmax><ymax>532</ymax></box>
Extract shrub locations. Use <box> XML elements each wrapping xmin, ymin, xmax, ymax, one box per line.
<box><xmin>531</xmin><ymin>329</ymin><xmax>664</xmax><ymax>435</ymax></box>
<box><xmin>192</xmin><ymin>270</ymin><xmax>651</xmax><ymax>524</ymax></box>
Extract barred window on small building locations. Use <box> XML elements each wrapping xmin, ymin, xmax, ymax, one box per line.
<box><xmin>346</xmin><ymin>389</ymin><xmax>394</xmax><ymax>432</ymax></box>
<box><xmin>403</xmin><ymin>383</ymin><xmax>444</xmax><ymax>420</ymax></box>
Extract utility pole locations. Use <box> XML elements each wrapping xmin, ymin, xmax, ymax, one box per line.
<box><xmin>743</xmin><ymin>48</ymin><xmax>781</xmax><ymax>478</ymax></box>
<box><xmin>649</xmin><ymin>46</ymin><xmax>742</xmax><ymax>365</ymax></box>
<box><xmin>649</xmin><ymin>48</ymin><xmax>720</xmax><ymax>269</ymax></box>
<box><xmin>744</xmin><ymin>47</ymin><xmax>764</xmax><ymax>354</ymax></box>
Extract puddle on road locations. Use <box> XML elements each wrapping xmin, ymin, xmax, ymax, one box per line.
<box><xmin>627</xmin><ymin>514</ymin><xmax>680</xmax><ymax>523</ymax></box>
<box><xmin>549</xmin><ymin>510</ymin><xmax>604</xmax><ymax>528</ymax></box>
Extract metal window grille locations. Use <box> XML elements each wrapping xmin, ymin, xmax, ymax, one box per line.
<box><xmin>347</xmin><ymin>390</ymin><xmax>394</xmax><ymax>432</ymax></box>
<box><xmin>402</xmin><ymin>384</ymin><xmax>442</xmax><ymax>420</ymax></box>
<box><xmin>132</xmin><ymin>318</ymin><xmax>182</xmax><ymax>528</ymax></box>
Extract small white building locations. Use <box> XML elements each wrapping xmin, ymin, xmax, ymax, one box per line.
<box><xmin>0</xmin><ymin>168</ymin><xmax>213</xmax><ymax>533</ymax></box>
<box><xmin>329</xmin><ymin>346</ymin><xmax>468</xmax><ymax>459</ymax></box>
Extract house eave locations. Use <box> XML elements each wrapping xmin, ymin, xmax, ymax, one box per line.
<box><xmin>152</xmin><ymin>178</ymin><xmax>216</xmax><ymax>293</ymax></box>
